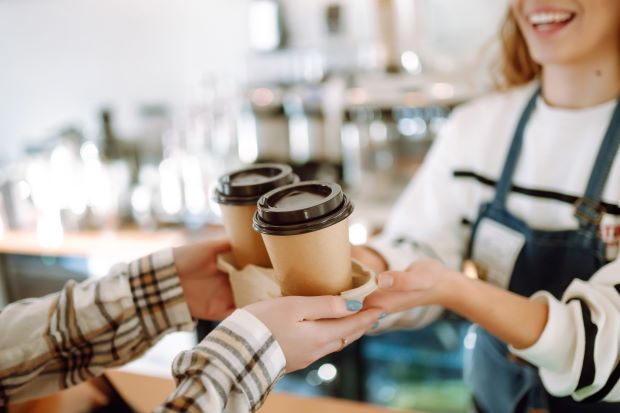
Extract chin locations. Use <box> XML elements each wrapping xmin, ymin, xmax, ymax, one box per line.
<box><xmin>527</xmin><ymin>45</ymin><xmax>575</xmax><ymax>67</ymax></box>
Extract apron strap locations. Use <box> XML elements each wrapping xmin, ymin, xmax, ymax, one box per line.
<box><xmin>493</xmin><ymin>86</ymin><xmax>620</xmax><ymax>231</ymax></box>
<box><xmin>492</xmin><ymin>88</ymin><xmax>540</xmax><ymax>208</ymax></box>
<box><xmin>575</xmin><ymin>97</ymin><xmax>620</xmax><ymax>229</ymax></box>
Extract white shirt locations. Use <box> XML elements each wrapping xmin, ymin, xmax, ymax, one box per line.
<box><xmin>369</xmin><ymin>83</ymin><xmax>620</xmax><ymax>402</ymax></box>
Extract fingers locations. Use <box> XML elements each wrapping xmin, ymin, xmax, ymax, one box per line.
<box><xmin>218</xmin><ymin>307</ymin><xmax>236</xmax><ymax>319</ymax></box>
<box><xmin>287</xmin><ymin>295</ymin><xmax>365</xmax><ymax>321</ymax></box>
<box><xmin>205</xmin><ymin>238</ymin><xmax>232</xmax><ymax>255</ymax></box>
<box><xmin>377</xmin><ymin>271</ymin><xmax>420</xmax><ymax>292</ymax></box>
<box><xmin>363</xmin><ymin>291</ymin><xmax>394</xmax><ymax>310</ymax></box>
<box><xmin>321</xmin><ymin>308</ymin><xmax>382</xmax><ymax>339</ymax></box>
<box><xmin>174</xmin><ymin>238</ymin><xmax>231</xmax><ymax>270</ymax></box>
<box><xmin>315</xmin><ymin>308</ymin><xmax>383</xmax><ymax>356</ymax></box>
<box><xmin>364</xmin><ymin>291</ymin><xmax>420</xmax><ymax>315</ymax></box>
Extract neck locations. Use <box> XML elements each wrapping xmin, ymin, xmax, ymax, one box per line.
<box><xmin>542</xmin><ymin>51</ymin><xmax>620</xmax><ymax>109</ymax></box>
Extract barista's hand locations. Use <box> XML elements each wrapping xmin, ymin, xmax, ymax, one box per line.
<box><xmin>246</xmin><ymin>296</ymin><xmax>383</xmax><ymax>372</ymax></box>
<box><xmin>365</xmin><ymin>258</ymin><xmax>549</xmax><ymax>350</ymax></box>
<box><xmin>174</xmin><ymin>239</ymin><xmax>235</xmax><ymax>321</ymax></box>
<box><xmin>364</xmin><ymin>258</ymin><xmax>464</xmax><ymax>314</ymax></box>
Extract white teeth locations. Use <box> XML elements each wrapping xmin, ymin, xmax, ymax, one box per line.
<box><xmin>528</xmin><ymin>11</ymin><xmax>573</xmax><ymax>25</ymax></box>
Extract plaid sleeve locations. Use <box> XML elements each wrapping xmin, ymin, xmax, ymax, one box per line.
<box><xmin>128</xmin><ymin>249</ymin><xmax>195</xmax><ymax>340</ymax></box>
<box><xmin>155</xmin><ymin>309</ymin><xmax>286</xmax><ymax>413</ymax></box>
<box><xmin>0</xmin><ymin>249</ymin><xmax>195</xmax><ymax>407</ymax></box>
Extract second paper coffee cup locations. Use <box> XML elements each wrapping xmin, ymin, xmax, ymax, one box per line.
<box><xmin>253</xmin><ymin>181</ymin><xmax>354</xmax><ymax>296</ymax></box>
<box><xmin>214</xmin><ymin>164</ymin><xmax>298</xmax><ymax>269</ymax></box>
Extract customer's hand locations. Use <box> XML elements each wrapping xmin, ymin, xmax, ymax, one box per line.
<box><xmin>364</xmin><ymin>258</ymin><xmax>463</xmax><ymax>314</ymax></box>
<box><xmin>174</xmin><ymin>239</ymin><xmax>235</xmax><ymax>321</ymax></box>
<box><xmin>246</xmin><ymin>296</ymin><xmax>383</xmax><ymax>372</ymax></box>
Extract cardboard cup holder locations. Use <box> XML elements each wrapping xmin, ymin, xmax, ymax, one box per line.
<box><xmin>217</xmin><ymin>252</ymin><xmax>378</xmax><ymax>308</ymax></box>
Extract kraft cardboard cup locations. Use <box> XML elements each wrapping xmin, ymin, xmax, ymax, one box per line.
<box><xmin>253</xmin><ymin>181</ymin><xmax>354</xmax><ymax>296</ymax></box>
<box><xmin>219</xmin><ymin>204</ymin><xmax>271</xmax><ymax>268</ymax></box>
<box><xmin>214</xmin><ymin>164</ymin><xmax>298</xmax><ymax>269</ymax></box>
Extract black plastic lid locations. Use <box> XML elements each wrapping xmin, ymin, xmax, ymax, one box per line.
<box><xmin>214</xmin><ymin>164</ymin><xmax>299</xmax><ymax>205</ymax></box>
<box><xmin>253</xmin><ymin>181</ymin><xmax>354</xmax><ymax>236</ymax></box>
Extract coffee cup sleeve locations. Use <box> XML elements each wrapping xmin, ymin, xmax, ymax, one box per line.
<box><xmin>217</xmin><ymin>252</ymin><xmax>282</xmax><ymax>308</ymax></box>
<box><xmin>339</xmin><ymin>259</ymin><xmax>378</xmax><ymax>303</ymax></box>
<box><xmin>217</xmin><ymin>254</ymin><xmax>377</xmax><ymax>307</ymax></box>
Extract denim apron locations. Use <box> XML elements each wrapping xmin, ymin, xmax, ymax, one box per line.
<box><xmin>465</xmin><ymin>89</ymin><xmax>620</xmax><ymax>413</ymax></box>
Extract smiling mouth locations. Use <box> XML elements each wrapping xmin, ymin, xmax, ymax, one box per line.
<box><xmin>527</xmin><ymin>10</ymin><xmax>576</xmax><ymax>32</ymax></box>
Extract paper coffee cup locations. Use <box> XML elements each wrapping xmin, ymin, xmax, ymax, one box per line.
<box><xmin>214</xmin><ymin>164</ymin><xmax>298</xmax><ymax>269</ymax></box>
<box><xmin>253</xmin><ymin>181</ymin><xmax>354</xmax><ymax>296</ymax></box>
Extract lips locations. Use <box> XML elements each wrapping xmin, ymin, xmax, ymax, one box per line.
<box><xmin>526</xmin><ymin>9</ymin><xmax>576</xmax><ymax>34</ymax></box>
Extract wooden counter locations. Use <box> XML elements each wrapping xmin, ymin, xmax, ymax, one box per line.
<box><xmin>0</xmin><ymin>227</ymin><xmax>222</xmax><ymax>306</ymax></box>
<box><xmin>0</xmin><ymin>227</ymin><xmax>226</xmax><ymax>261</ymax></box>
<box><xmin>108</xmin><ymin>369</ymin><xmax>407</xmax><ymax>412</ymax></box>
<box><xmin>0</xmin><ymin>229</ymin><xmax>185</xmax><ymax>259</ymax></box>
<box><xmin>10</xmin><ymin>370</ymin><xmax>412</xmax><ymax>413</ymax></box>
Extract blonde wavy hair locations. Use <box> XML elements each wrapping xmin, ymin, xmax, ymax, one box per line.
<box><xmin>494</xmin><ymin>9</ymin><xmax>542</xmax><ymax>89</ymax></box>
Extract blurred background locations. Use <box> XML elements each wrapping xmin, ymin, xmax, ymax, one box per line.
<box><xmin>0</xmin><ymin>1</ymin><xmax>509</xmax><ymax>411</ymax></box>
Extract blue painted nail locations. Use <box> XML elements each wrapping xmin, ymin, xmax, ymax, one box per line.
<box><xmin>346</xmin><ymin>300</ymin><xmax>363</xmax><ymax>311</ymax></box>
<box><xmin>379</xmin><ymin>312</ymin><xmax>388</xmax><ymax>320</ymax></box>
<box><xmin>372</xmin><ymin>322</ymin><xmax>380</xmax><ymax>329</ymax></box>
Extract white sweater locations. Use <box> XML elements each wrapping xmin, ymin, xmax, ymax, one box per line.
<box><xmin>369</xmin><ymin>83</ymin><xmax>620</xmax><ymax>402</ymax></box>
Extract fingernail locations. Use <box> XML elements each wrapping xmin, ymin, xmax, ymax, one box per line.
<box><xmin>372</xmin><ymin>321</ymin><xmax>380</xmax><ymax>330</ymax></box>
<box><xmin>378</xmin><ymin>274</ymin><xmax>394</xmax><ymax>289</ymax></box>
<box><xmin>379</xmin><ymin>311</ymin><xmax>388</xmax><ymax>320</ymax></box>
<box><xmin>346</xmin><ymin>300</ymin><xmax>363</xmax><ymax>311</ymax></box>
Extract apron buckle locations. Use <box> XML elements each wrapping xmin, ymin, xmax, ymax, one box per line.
<box><xmin>574</xmin><ymin>197</ymin><xmax>605</xmax><ymax>226</ymax></box>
